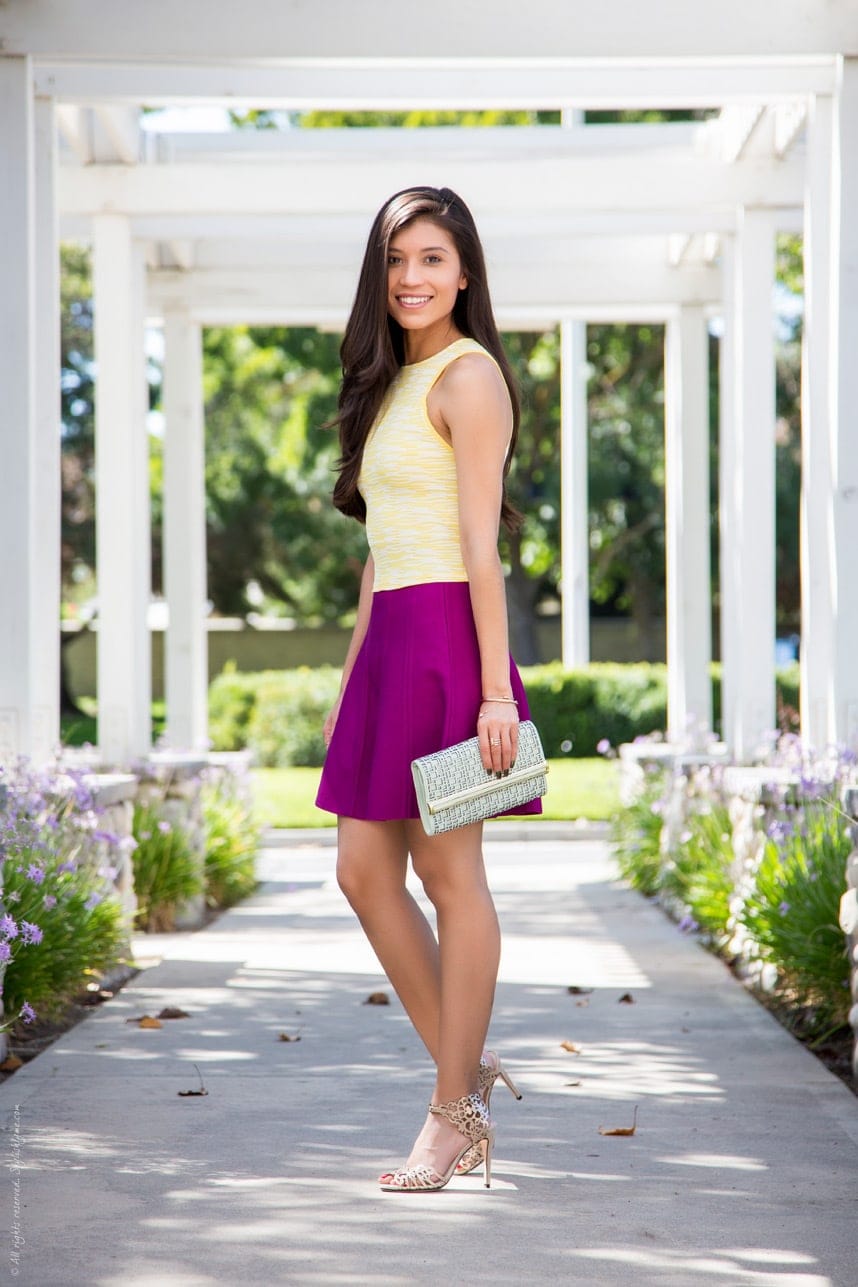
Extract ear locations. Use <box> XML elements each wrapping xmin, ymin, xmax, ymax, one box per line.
<box><xmin>459</xmin><ymin>274</ymin><xmax>468</xmax><ymax>291</ymax></box>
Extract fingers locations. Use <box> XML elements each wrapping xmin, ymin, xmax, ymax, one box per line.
<box><xmin>478</xmin><ymin>718</ymin><xmax>517</xmax><ymax>775</ymax></box>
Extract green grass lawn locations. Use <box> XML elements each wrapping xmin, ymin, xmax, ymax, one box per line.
<box><xmin>251</xmin><ymin>757</ymin><xmax>619</xmax><ymax>830</ymax></box>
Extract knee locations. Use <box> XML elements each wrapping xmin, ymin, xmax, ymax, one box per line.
<box><xmin>412</xmin><ymin>859</ymin><xmax>478</xmax><ymax>912</ymax></box>
<box><xmin>336</xmin><ymin>850</ymin><xmax>369</xmax><ymax>908</ymax></box>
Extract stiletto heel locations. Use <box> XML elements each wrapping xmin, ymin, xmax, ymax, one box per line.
<box><xmin>379</xmin><ymin>1092</ymin><xmax>495</xmax><ymax>1193</ymax></box>
<box><xmin>456</xmin><ymin>1051</ymin><xmax>521</xmax><ymax>1176</ymax></box>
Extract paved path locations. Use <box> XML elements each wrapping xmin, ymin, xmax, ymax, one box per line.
<box><xmin>2</xmin><ymin>830</ymin><xmax>857</xmax><ymax>1286</ymax></box>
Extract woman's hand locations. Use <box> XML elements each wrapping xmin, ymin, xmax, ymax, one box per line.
<box><xmin>477</xmin><ymin>699</ymin><xmax>519</xmax><ymax>775</ymax></box>
<box><xmin>323</xmin><ymin>694</ymin><xmax>343</xmax><ymax>748</ymax></box>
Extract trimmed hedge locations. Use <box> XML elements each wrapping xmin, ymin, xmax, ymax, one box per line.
<box><xmin>208</xmin><ymin>660</ymin><xmax>802</xmax><ymax>766</ymax></box>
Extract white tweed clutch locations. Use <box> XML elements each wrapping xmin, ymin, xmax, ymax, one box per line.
<box><xmin>411</xmin><ymin>720</ymin><xmax>549</xmax><ymax>836</ymax></box>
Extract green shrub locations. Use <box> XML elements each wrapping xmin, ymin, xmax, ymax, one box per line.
<box><xmin>208</xmin><ymin>663</ymin><xmax>264</xmax><ymax>752</ymax></box>
<box><xmin>131</xmin><ymin>801</ymin><xmax>204</xmax><ymax>932</ymax></box>
<box><xmin>246</xmin><ymin>667</ymin><xmax>341</xmax><ymax>767</ymax></box>
<box><xmin>609</xmin><ymin>771</ymin><xmax>667</xmax><ymax>896</ymax></box>
<box><xmin>206</xmin><ymin>660</ymin><xmax>804</xmax><ymax>767</ymax></box>
<box><xmin>520</xmin><ymin>663</ymin><xmax>668</xmax><ymax>758</ymax></box>
<box><xmin>661</xmin><ymin>801</ymin><xmax>734</xmax><ymax>942</ymax></box>
<box><xmin>739</xmin><ymin>803</ymin><xmax>851</xmax><ymax>1042</ymax></box>
<box><xmin>1</xmin><ymin>764</ymin><xmax>130</xmax><ymax>1027</ymax></box>
<box><xmin>202</xmin><ymin>772</ymin><xmax>260</xmax><ymax>909</ymax></box>
<box><xmin>2</xmin><ymin>864</ymin><xmax>127</xmax><ymax>1023</ymax></box>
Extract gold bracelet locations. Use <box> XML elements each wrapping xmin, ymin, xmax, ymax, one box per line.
<box><xmin>481</xmin><ymin>696</ymin><xmax>518</xmax><ymax>705</ymax></box>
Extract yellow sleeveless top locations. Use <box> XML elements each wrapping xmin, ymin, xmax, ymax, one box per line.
<box><xmin>359</xmin><ymin>337</ymin><xmax>503</xmax><ymax>592</ymax></box>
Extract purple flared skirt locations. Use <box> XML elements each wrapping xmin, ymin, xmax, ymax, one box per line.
<box><xmin>315</xmin><ymin>581</ymin><xmax>543</xmax><ymax>822</ymax></box>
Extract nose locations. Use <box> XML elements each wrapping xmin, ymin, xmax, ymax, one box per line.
<box><xmin>397</xmin><ymin>258</ymin><xmax>423</xmax><ymax>288</ymax></box>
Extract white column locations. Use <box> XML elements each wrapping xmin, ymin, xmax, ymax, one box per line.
<box><xmin>829</xmin><ymin>58</ymin><xmax>858</xmax><ymax>747</ymax></box>
<box><xmin>0</xmin><ymin>58</ymin><xmax>57</xmax><ymax>762</ymax></box>
<box><xmin>93</xmin><ymin>215</ymin><xmax>152</xmax><ymax>766</ymax></box>
<box><xmin>729</xmin><ymin>208</ymin><xmax>777</xmax><ymax>760</ymax></box>
<box><xmin>162</xmin><ymin>312</ymin><xmax>209</xmax><ymax>750</ymax></box>
<box><xmin>33</xmin><ymin>96</ymin><xmax>62</xmax><ymax>761</ymax></box>
<box><xmin>718</xmin><ymin>237</ymin><xmax>741</xmax><ymax>754</ymax></box>
<box><xmin>800</xmin><ymin>93</ymin><xmax>835</xmax><ymax>750</ymax></box>
<box><xmin>560</xmin><ymin>319</ymin><xmax>590</xmax><ymax>667</ymax></box>
<box><xmin>664</xmin><ymin>306</ymin><xmax>712</xmax><ymax>743</ymax></box>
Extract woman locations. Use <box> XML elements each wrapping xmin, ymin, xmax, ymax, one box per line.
<box><xmin>316</xmin><ymin>186</ymin><xmax>541</xmax><ymax>1192</ymax></box>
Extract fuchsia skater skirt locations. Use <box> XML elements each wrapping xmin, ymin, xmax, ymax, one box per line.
<box><xmin>315</xmin><ymin>581</ymin><xmax>543</xmax><ymax>822</ymax></box>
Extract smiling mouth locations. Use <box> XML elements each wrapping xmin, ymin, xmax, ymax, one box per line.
<box><xmin>397</xmin><ymin>295</ymin><xmax>432</xmax><ymax>307</ymax></box>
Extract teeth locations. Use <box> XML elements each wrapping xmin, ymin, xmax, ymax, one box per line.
<box><xmin>399</xmin><ymin>296</ymin><xmax>431</xmax><ymax>304</ymax></box>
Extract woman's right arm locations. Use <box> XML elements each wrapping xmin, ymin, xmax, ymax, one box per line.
<box><xmin>323</xmin><ymin>552</ymin><xmax>374</xmax><ymax>746</ymax></box>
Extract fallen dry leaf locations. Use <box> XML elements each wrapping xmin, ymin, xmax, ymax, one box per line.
<box><xmin>278</xmin><ymin>1032</ymin><xmax>301</xmax><ymax>1042</ymax></box>
<box><xmin>137</xmin><ymin>1015</ymin><xmax>163</xmax><ymax>1029</ymax></box>
<box><xmin>178</xmin><ymin>1063</ymin><xmax>208</xmax><ymax>1097</ymax></box>
<box><xmin>567</xmin><ymin>986</ymin><xmax>594</xmax><ymax>995</ymax></box>
<box><xmin>599</xmin><ymin>1106</ymin><xmax>639</xmax><ymax>1136</ymax></box>
<box><xmin>158</xmin><ymin>1007</ymin><xmax>190</xmax><ymax>1020</ymax></box>
<box><xmin>0</xmin><ymin>1054</ymin><xmax>24</xmax><ymax>1072</ymax></box>
<box><xmin>565</xmin><ymin>1080</ymin><xmax>582</xmax><ymax>1087</ymax></box>
<box><xmin>560</xmin><ymin>1040</ymin><xmax>581</xmax><ymax>1054</ymax></box>
<box><xmin>618</xmin><ymin>993</ymin><xmax>635</xmax><ymax>1005</ymax></box>
<box><xmin>364</xmin><ymin>991</ymin><xmax>390</xmax><ymax>1005</ymax></box>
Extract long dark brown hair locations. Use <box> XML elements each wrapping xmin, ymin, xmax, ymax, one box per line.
<box><xmin>331</xmin><ymin>186</ymin><xmax>522</xmax><ymax>530</ymax></box>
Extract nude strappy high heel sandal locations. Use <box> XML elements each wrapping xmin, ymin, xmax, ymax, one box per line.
<box><xmin>379</xmin><ymin>1092</ymin><xmax>495</xmax><ymax>1192</ymax></box>
<box><xmin>455</xmin><ymin>1051</ymin><xmax>522</xmax><ymax>1176</ymax></box>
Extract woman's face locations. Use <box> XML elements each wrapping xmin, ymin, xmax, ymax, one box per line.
<box><xmin>386</xmin><ymin>218</ymin><xmax>467</xmax><ymax>335</ymax></box>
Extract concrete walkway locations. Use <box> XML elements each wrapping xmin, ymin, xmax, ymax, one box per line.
<box><xmin>2</xmin><ymin>828</ymin><xmax>857</xmax><ymax>1286</ymax></box>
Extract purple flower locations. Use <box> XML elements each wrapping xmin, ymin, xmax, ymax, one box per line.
<box><xmin>778</xmin><ymin>901</ymin><xmax>791</xmax><ymax>916</ymax></box>
<box><xmin>0</xmin><ymin>941</ymin><xmax>11</xmax><ymax>963</ymax></box>
<box><xmin>58</xmin><ymin>859</ymin><xmax>78</xmax><ymax>875</ymax></box>
<box><xmin>767</xmin><ymin>819</ymin><xmax>794</xmax><ymax>842</ymax></box>
<box><xmin>0</xmin><ymin>914</ymin><xmax>18</xmax><ymax>938</ymax></box>
<box><xmin>84</xmin><ymin>892</ymin><xmax>102</xmax><ymax>911</ymax></box>
<box><xmin>42</xmin><ymin>894</ymin><xmax>57</xmax><ymax>909</ymax></box>
<box><xmin>157</xmin><ymin>820</ymin><xmax>171</xmax><ymax>835</ymax></box>
<box><xmin>19</xmin><ymin>1002</ymin><xmax>36</xmax><ymax>1024</ymax></box>
<box><xmin>93</xmin><ymin>829</ymin><xmax>121</xmax><ymax>846</ymax></box>
<box><xmin>26</xmin><ymin>863</ymin><xmax>45</xmax><ymax>885</ymax></box>
<box><xmin>19</xmin><ymin>920</ymin><xmax>43</xmax><ymax>945</ymax></box>
<box><xmin>596</xmin><ymin>738</ymin><xmax>612</xmax><ymax>756</ymax></box>
<box><xmin>678</xmin><ymin>914</ymin><xmax>699</xmax><ymax>934</ymax></box>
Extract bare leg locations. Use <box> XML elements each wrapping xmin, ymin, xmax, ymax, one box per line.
<box><xmin>397</xmin><ymin>820</ymin><xmax>500</xmax><ymax>1176</ymax></box>
<box><xmin>336</xmin><ymin>817</ymin><xmax>442</xmax><ymax>1059</ymax></box>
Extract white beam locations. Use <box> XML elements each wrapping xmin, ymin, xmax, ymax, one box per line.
<box><xmin>93</xmin><ymin>215</ymin><xmax>152</xmax><ymax>765</ymax></box>
<box><xmin>718</xmin><ymin>237</ymin><xmax>740</xmax><ymax>754</ymax></box>
<box><xmin>828</xmin><ymin>57</ymin><xmax>858</xmax><ymax>746</ymax></box>
<box><xmin>0</xmin><ymin>57</ymin><xmax>47</xmax><ymax>762</ymax></box>
<box><xmin>145</xmin><ymin>256</ymin><xmax>724</xmax><ymax>323</ymax></box>
<box><xmin>560</xmin><ymin>320</ymin><xmax>590</xmax><ymax>668</ymax></box>
<box><xmin>728</xmin><ymin>209</ymin><xmax>777</xmax><ymax>760</ymax></box>
<box><xmin>55</xmin><ymin>103</ymin><xmax>91</xmax><ymax>162</ymax></box>
<box><xmin>93</xmin><ymin>104</ymin><xmax>140</xmax><ymax>164</ymax></box>
<box><xmin>800</xmin><ymin>94</ymin><xmax>834</xmax><ymax>750</ymax></box>
<box><xmin>33</xmin><ymin>96</ymin><xmax>62</xmax><ymax>762</ymax></box>
<box><xmin>162</xmin><ymin>313</ymin><xmax>209</xmax><ymax>752</ymax></box>
<box><xmin>6</xmin><ymin>1</ymin><xmax>857</xmax><ymax>60</ymax></box>
<box><xmin>57</xmin><ymin>152</ymin><xmax>806</xmax><ymax>217</ymax></box>
<box><xmin>773</xmin><ymin>99</ymin><xmax>810</xmax><ymax>157</ymax></box>
<box><xmin>664</xmin><ymin>307</ymin><xmax>713</xmax><ymax>742</ymax></box>
<box><xmin>34</xmin><ymin>57</ymin><xmax>838</xmax><ymax>108</ymax></box>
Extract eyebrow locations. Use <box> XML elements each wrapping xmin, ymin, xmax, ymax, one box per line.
<box><xmin>388</xmin><ymin>244</ymin><xmax>450</xmax><ymax>254</ymax></box>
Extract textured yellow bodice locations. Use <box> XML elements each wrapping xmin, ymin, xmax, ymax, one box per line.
<box><xmin>359</xmin><ymin>337</ymin><xmax>502</xmax><ymax>592</ymax></box>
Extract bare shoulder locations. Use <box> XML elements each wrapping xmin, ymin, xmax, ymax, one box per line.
<box><xmin>439</xmin><ymin>350</ymin><xmax>508</xmax><ymax>402</ymax></box>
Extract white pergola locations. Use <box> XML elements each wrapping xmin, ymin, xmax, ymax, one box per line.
<box><xmin>1</xmin><ymin>2</ymin><xmax>857</xmax><ymax>767</ymax></box>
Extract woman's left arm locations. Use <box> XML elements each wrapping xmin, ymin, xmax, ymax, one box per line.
<box><xmin>437</xmin><ymin>353</ymin><xmax>517</xmax><ymax>775</ymax></box>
